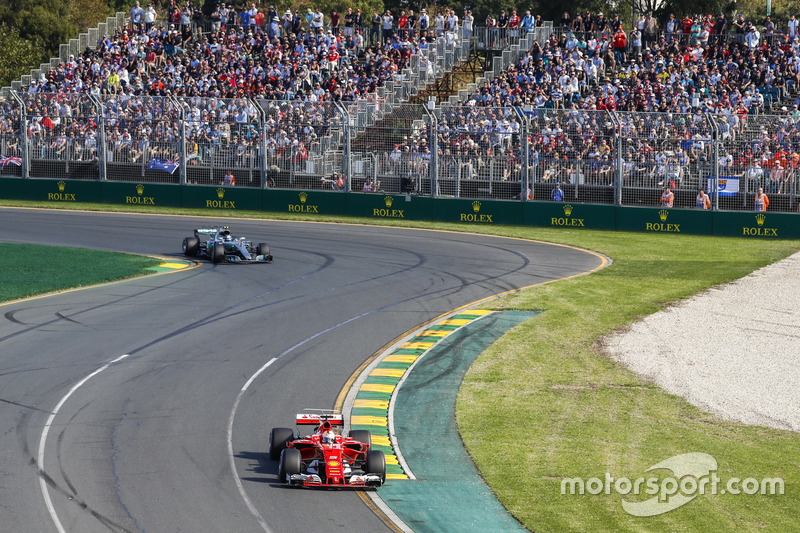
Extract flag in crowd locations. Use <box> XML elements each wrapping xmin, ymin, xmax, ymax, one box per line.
<box><xmin>0</xmin><ymin>155</ymin><xmax>22</xmax><ymax>166</ymax></box>
<box><xmin>146</xmin><ymin>157</ymin><xmax>179</xmax><ymax>174</ymax></box>
<box><xmin>710</xmin><ymin>177</ymin><xmax>740</xmax><ymax>197</ymax></box>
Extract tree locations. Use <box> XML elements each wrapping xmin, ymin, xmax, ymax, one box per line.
<box><xmin>0</xmin><ymin>23</ymin><xmax>46</xmax><ymax>87</ymax></box>
<box><xmin>0</xmin><ymin>0</ymin><xmax>76</xmax><ymax>59</ymax></box>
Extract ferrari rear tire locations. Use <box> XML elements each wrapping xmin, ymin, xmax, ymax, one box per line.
<box><xmin>366</xmin><ymin>450</ymin><xmax>386</xmax><ymax>482</ymax></box>
<box><xmin>182</xmin><ymin>237</ymin><xmax>199</xmax><ymax>257</ymax></box>
<box><xmin>269</xmin><ymin>427</ymin><xmax>294</xmax><ymax>460</ymax></box>
<box><xmin>257</xmin><ymin>243</ymin><xmax>269</xmax><ymax>256</ymax></box>
<box><xmin>348</xmin><ymin>430</ymin><xmax>371</xmax><ymax>447</ymax></box>
<box><xmin>211</xmin><ymin>243</ymin><xmax>225</xmax><ymax>263</ymax></box>
<box><xmin>278</xmin><ymin>448</ymin><xmax>302</xmax><ymax>483</ymax></box>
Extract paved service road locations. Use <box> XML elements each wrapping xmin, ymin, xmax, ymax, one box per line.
<box><xmin>0</xmin><ymin>208</ymin><xmax>605</xmax><ymax>532</ymax></box>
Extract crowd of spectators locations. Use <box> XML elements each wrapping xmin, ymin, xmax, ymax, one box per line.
<box><xmin>444</xmin><ymin>10</ymin><xmax>800</xmax><ymax>197</ymax></box>
<box><xmin>4</xmin><ymin>5</ymin><xmax>800</xmax><ymax>204</ymax></box>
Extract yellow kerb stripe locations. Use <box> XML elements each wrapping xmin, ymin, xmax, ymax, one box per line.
<box><xmin>353</xmin><ymin>399</ymin><xmax>390</xmax><ymax>409</ymax></box>
<box><xmin>385</xmin><ymin>455</ymin><xmax>400</xmax><ymax>465</ymax></box>
<box><xmin>419</xmin><ymin>330</ymin><xmax>450</xmax><ymax>337</ymax></box>
<box><xmin>465</xmin><ymin>309</ymin><xmax>493</xmax><ymax>315</ymax></box>
<box><xmin>351</xmin><ymin>415</ymin><xmax>387</xmax><ymax>426</ymax></box>
<box><xmin>438</xmin><ymin>319</ymin><xmax>471</xmax><ymax>326</ymax></box>
<box><xmin>387</xmin><ymin>473</ymin><xmax>409</xmax><ymax>480</ymax></box>
<box><xmin>372</xmin><ymin>435</ymin><xmax>391</xmax><ymax>446</ymax></box>
<box><xmin>384</xmin><ymin>354</ymin><xmax>419</xmax><ymax>363</ymax></box>
<box><xmin>400</xmin><ymin>342</ymin><xmax>435</xmax><ymax>350</ymax></box>
<box><xmin>360</xmin><ymin>383</ymin><xmax>395</xmax><ymax>393</ymax></box>
<box><xmin>370</xmin><ymin>368</ymin><xmax>406</xmax><ymax>378</ymax></box>
<box><xmin>158</xmin><ymin>262</ymin><xmax>188</xmax><ymax>269</ymax></box>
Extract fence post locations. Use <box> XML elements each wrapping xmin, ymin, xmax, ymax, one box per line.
<box><xmin>171</xmin><ymin>96</ymin><xmax>187</xmax><ymax>185</ymax></box>
<box><xmin>515</xmin><ymin>106</ymin><xmax>529</xmax><ymax>201</ymax></box>
<box><xmin>708</xmin><ymin>113</ymin><xmax>719</xmax><ymax>211</ymax></box>
<box><xmin>425</xmin><ymin>102</ymin><xmax>438</xmax><ymax>197</ymax></box>
<box><xmin>253</xmin><ymin>98</ymin><xmax>267</xmax><ymax>188</ymax></box>
<box><xmin>10</xmin><ymin>91</ymin><xmax>29</xmax><ymax>178</ymax></box>
<box><xmin>610</xmin><ymin>110</ymin><xmax>623</xmax><ymax>206</ymax></box>
<box><xmin>90</xmin><ymin>94</ymin><xmax>107</xmax><ymax>181</ymax></box>
<box><xmin>335</xmin><ymin>101</ymin><xmax>351</xmax><ymax>192</ymax></box>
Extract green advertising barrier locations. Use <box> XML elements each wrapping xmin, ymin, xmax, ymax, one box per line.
<box><xmin>263</xmin><ymin>189</ymin><xmax>350</xmax><ymax>216</ymax></box>
<box><xmin>615</xmin><ymin>206</ymin><xmax>714</xmax><ymax>235</ymax></box>
<box><xmin>0</xmin><ymin>177</ymin><xmax>103</xmax><ymax>205</ymax></box>
<box><xmin>0</xmin><ymin>177</ymin><xmax>35</xmax><ymax>200</ymax></box>
<box><xmin>523</xmin><ymin>201</ymin><xmax>617</xmax><ymax>230</ymax></box>
<box><xmin>181</xmin><ymin>185</ymin><xmax>263</xmax><ymax>212</ymax></box>
<box><xmin>428</xmin><ymin>198</ymin><xmax>523</xmax><ymax>226</ymax></box>
<box><xmin>346</xmin><ymin>192</ymin><xmax>433</xmax><ymax>221</ymax></box>
<box><xmin>102</xmin><ymin>182</ymin><xmax>183</xmax><ymax>208</ymax></box>
<box><xmin>712</xmin><ymin>211</ymin><xmax>800</xmax><ymax>239</ymax></box>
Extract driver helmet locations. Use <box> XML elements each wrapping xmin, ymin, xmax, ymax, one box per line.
<box><xmin>220</xmin><ymin>230</ymin><xmax>233</xmax><ymax>242</ymax></box>
<box><xmin>321</xmin><ymin>421</ymin><xmax>335</xmax><ymax>444</ymax></box>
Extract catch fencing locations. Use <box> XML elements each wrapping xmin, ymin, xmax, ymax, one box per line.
<box><xmin>1</xmin><ymin>95</ymin><xmax>800</xmax><ymax>213</ymax></box>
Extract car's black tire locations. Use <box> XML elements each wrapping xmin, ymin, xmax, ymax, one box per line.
<box><xmin>211</xmin><ymin>242</ymin><xmax>225</xmax><ymax>263</ymax></box>
<box><xmin>257</xmin><ymin>243</ymin><xmax>269</xmax><ymax>256</ymax></box>
<box><xmin>366</xmin><ymin>450</ymin><xmax>386</xmax><ymax>482</ymax></box>
<box><xmin>278</xmin><ymin>448</ymin><xmax>302</xmax><ymax>483</ymax></box>
<box><xmin>348</xmin><ymin>430</ymin><xmax>371</xmax><ymax>448</ymax></box>
<box><xmin>269</xmin><ymin>427</ymin><xmax>294</xmax><ymax>460</ymax></box>
<box><xmin>182</xmin><ymin>236</ymin><xmax>199</xmax><ymax>257</ymax></box>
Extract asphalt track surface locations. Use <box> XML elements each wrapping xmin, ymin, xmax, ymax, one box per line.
<box><xmin>0</xmin><ymin>207</ymin><xmax>605</xmax><ymax>533</ymax></box>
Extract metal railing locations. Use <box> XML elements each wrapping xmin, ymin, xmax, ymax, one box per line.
<box><xmin>1</xmin><ymin>96</ymin><xmax>799</xmax><ymax>213</ymax></box>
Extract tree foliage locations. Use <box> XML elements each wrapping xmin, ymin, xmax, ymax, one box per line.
<box><xmin>0</xmin><ymin>0</ymin><xmax>76</xmax><ymax>58</ymax></box>
<box><xmin>70</xmin><ymin>0</ymin><xmax>114</xmax><ymax>36</ymax></box>
<box><xmin>0</xmin><ymin>23</ymin><xmax>46</xmax><ymax>87</ymax></box>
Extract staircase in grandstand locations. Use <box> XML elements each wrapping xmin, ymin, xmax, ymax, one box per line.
<box><xmin>3</xmin><ymin>13</ymin><xmax>128</xmax><ymax>93</ymax></box>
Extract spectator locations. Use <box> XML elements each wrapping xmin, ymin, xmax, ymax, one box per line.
<box><xmin>755</xmin><ymin>187</ymin><xmax>769</xmax><ymax>211</ymax></box>
<box><xmin>660</xmin><ymin>187</ymin><xmax>674</xmax><ymax>207</ymax></box>
<box><xmin>696</xmin><ymin>189</ymin><xmax>710</xmax><ymax>209</ymax></box>
<box><xmin>550</xmin><ymin>182</ymin><xmax>564</xmax><ymax>201</ymax></box>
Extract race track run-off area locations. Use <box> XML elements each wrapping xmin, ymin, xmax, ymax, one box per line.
<box><xmin>0</xmin><ymin>207</ymin><xmax>604</xmax><ymax>532</ymax></box>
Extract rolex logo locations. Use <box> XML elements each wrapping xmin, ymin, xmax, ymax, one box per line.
<box><xmin>563</xmin><ymin>204</ymin><xmax>573</xmax><ymax>216</ymax></box>
<box><xmin>756</xmin><ymin>213</ymin><xmax>766</xmax><ymax>226</ymax></box>
<box><xmin>57</xmin><ymin>180</ymin><xmax>66</xmax><ymax>192</ymax></box>
<box><xmin>472</xmin><ymin>200</ymin><xmax>481</xmax><ymax>213</ymax></box>
<box><xmin>384</xmin><ymin>196</ymin><xmax>394</xmax><ymax>207</ymax></box>
<box><xmin>136</xmin><ymin>184</ymin><xmax>145</xmax><ymax>195</ymax></box>
<box><xmin>217</xmin><ymin>188</ymin><xmax>225</xmax><ymax>199</ymax></box>
<box><xmin>659</xmin><ymin>209</ymin><xmax>669</xmax><ymax>222</ymax></box>
<box><xmin>299</xmin><ymin>192</ymin><xmax>308</xmax><ymax>204</ymax></box>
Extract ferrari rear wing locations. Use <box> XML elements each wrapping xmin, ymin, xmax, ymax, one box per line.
<box><xmin>296</xmin><ymin>410</ymin><xmax>344</xmax><ymax>426</ymax></box>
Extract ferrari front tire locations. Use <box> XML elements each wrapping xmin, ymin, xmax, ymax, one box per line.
<box><xmin>269</xmin><ymin>427</ymin><xmax>294</xmax><ymax>460</ymax></box>
<box><xmin>211</xmin><ymin>243</ymin><xmax>225</xmax><ymax>263</ymax></box>
<box><xmin>348</xmin><ymin>430</ymin><xmax>372</xmax><ymax>448</ymax></box>
<box><xmin>278</xmin><ymin>448</ymin><xmax>302</xmax><ymax>483</ymax></box>
<box><xmin>182</xmin><ymin>237</ymin><xmax>199</xmax><ymax>257</ymax></box>
<box><xmin>366</xmin><ymin>450</ymin><xmax>386</xmax><ymax>482</ymax></box>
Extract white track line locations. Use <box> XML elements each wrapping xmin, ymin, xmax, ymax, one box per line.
<box><xmin>227</xmin><ymin>311</ymin><xmax>374</xmax><ymax>531</ymax></box>
<box><xmin>226</xmin><ymin>357</ymin><xmax>277</xmax><ymax>533</ymax></box>
<box><xmin>39</xmin><ymin>353</ymin><xmax>130</xmax><ymax>533</ymax></box>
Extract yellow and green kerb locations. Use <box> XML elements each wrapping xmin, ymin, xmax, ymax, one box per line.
<box><xmin>349</xmin><ymin>309</ymin><xmax>494</xmax><ymax>480</ymax></box>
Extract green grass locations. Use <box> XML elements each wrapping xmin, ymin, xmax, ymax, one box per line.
<box><xmin>0</xmin><ymin>243</ymin><xmax>161</xmax><ymax>302</ymax></box>
<box><xmin>3</xmin><ymin>200</ymin><xmax>800</xmax><ymax>531</ymax></box>
<box><xmin>458</xmin><ymin>233</ymin><xmax>800</xmax><ymax>532</ymax></box>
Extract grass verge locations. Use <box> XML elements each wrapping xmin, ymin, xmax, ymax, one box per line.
<box><xmin>0</xmin><ymin>243</ymin><xmax>161</xmax><ymax>303</ymax></box>
<box><xmin>3</xmin><ymin>201</ymin><xmax>800</xmax><ymax>531</ymax></box>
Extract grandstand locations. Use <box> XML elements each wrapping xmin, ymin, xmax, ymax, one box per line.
<box><xmin>1</xmin><ymin>8</ymin><xmax>800</xmax><ymax>213</ymax></box>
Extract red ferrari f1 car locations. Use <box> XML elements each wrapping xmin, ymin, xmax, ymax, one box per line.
<box><xmin>269</xmin><ymin>410</ymin><xmax>386</xmax><ymax>488</ymax></box>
